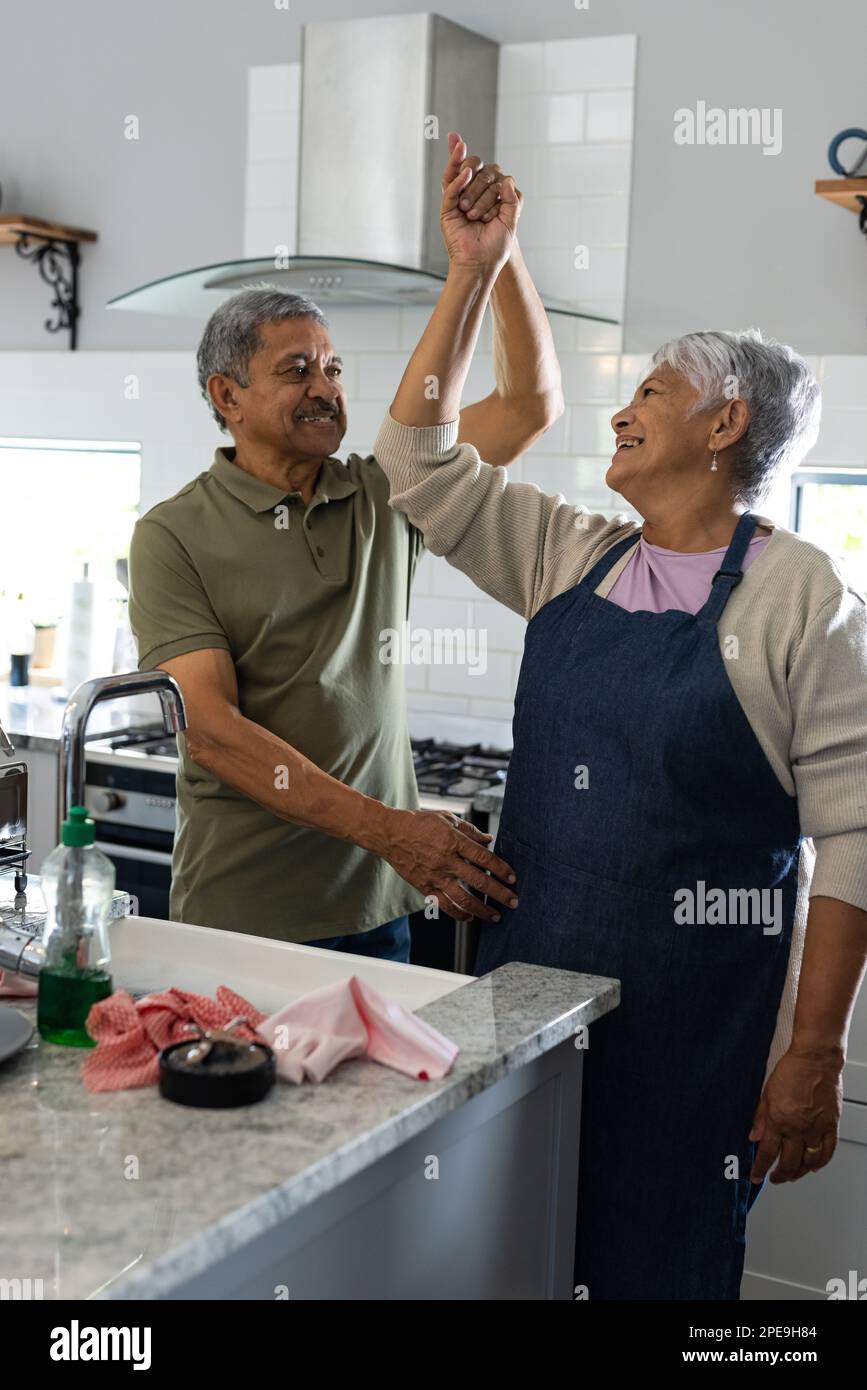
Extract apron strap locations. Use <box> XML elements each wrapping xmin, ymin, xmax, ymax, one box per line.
<box><xmin>580</xmin><ymin>530</ymin><xmax>642</xmax><ymax>593</ymax></box>
<box><xmin>698</xmin><ymin>511</ymin><xmax>759</xmax><ymax>624</ymax></box>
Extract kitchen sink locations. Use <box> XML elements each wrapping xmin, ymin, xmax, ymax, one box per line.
<box><xmin>110</xmin><ymin>915</ymin><xmax>474</xmax><ymax>1015</ymax></box>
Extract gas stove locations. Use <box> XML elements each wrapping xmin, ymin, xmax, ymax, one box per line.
<box><xmin>411</xmin><ymin>739</ymin><xmax>509</xmax><ymax>801</ymax></box>
<box><xmin>85</xmin><ymin>728</ymin><xmax>180</xmax><ymax>774</ymax></box>
<box><xmin>88</xmin><ymin>730</ymin><xmax>512</xmax><ymax>800</ymax></box>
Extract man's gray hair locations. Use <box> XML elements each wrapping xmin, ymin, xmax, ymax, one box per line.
<box><xmin>649</xmin><ymin>328</ymin><xmax>821</xmax><ymax>506</ymax></box>
<box><xmin>196</xmin><ymin>285</ymin><xmax>328</xmax><ymax>430</ymax></box>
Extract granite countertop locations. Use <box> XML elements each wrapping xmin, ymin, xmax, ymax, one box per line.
<box><xmin>0</xmin><ymin>684</ymin><xmax>164</xmax><ymax>754</ymax></box>
<box><xmin>0</xmin><ymin>962</ymin><xmax>618</xmax><ymax>1300</ymax></box>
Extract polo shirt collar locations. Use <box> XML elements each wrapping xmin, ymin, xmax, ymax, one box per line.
<box><xmin>210</xmin><ymin>448</ymin><xmax>360</xmax><ymax>512</ymax></box>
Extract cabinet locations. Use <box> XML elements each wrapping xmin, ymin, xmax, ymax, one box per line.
<box><xmin>743</xmin><ymin>1098</ymin><xmax>867</xmax><ymax>1299</ymax></box>
<box><xmin>744</xmin><ymin>979</ymin><xmax>867</xmax><ymax>1298</ymax></box>
<box><xmin>17</xmin><ymin>746</ymin><xmax>58</xmax><ymax>876</ymax></box>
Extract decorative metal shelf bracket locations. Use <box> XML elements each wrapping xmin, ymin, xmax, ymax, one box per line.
<box><xmin>14</xmin><ymin>233</ymin><xmax>82</xmax><ymax>349</ymax></box>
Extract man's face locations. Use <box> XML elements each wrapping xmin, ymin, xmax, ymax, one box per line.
<box><xmin>220</xmin><ymin>317</ymin><xmax>348</xmax><ymax>459</ymax></box>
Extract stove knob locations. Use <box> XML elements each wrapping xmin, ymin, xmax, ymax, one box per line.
<box><xmin>92</xmin><ymin>790</ymin><xmax>124</xmax><ymax>814</ymax></box>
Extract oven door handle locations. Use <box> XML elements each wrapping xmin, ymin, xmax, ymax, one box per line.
<box><xmin>94</xmin><ymin>840</ymin><xmax>173</xmax><ymax>867</ymax></box>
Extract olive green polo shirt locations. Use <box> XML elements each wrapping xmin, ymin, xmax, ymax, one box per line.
<box><xmin>128</xmin><ymin>447</ymin><xmax>426</xmax><ymax>942</ymax></box>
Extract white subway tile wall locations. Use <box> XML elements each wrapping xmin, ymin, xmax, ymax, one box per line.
<box><xmin>244</xmin><ymin>64</ymin><xmax>299</xmax><ymax>259</ymax></box>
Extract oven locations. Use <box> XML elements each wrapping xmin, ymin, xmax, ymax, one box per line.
<box><xmin>84</xmin><ymin>736</ymin><xmax>178</xmax><ymax>920</ymax></box>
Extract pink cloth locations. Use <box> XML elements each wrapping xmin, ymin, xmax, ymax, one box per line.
<box><xmin>606</xmin><ymin>533</ymin><xmax>770</xmax><ymax>614</ymax></box>
<box><xmin>0</xmin><ymin>970</ymin><xmax>38</xmax><ymax>997</ymax></box>
<box><xmin>81</xmin><ymin>976</ymin><xmax>458</xmax><ymax>1093</ymax></box>
<box><xmin>256</xmin><ymin>975</ymin><xmax>459</xmax><ymax>1084</ymax></box>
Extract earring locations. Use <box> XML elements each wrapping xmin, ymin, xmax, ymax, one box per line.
<box><xmin>710</xmin><ymin>450</ymin><xmax>718</xmax><ymax>472</ymax></box>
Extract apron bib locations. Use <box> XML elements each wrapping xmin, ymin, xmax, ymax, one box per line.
<box><xmin>475</xmin><ymin>512</ymin><xmax>801</xmax><ymax>1299</ymax></box>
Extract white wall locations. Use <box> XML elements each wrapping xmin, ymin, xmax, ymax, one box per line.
<box><xmin>1</xmin><ymin>0</ymin><xmax>864</xmax><ymax>352</ymax></box>
<box><xmin>0</xmin><ymin>353</ymin><xmax>218</xmax><ymax>516</ymax></box>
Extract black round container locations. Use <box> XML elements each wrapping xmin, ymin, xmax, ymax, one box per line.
<box><xmin>158</xmin><ymin>1036</ymin><xmax>276</xmax><ymax>1108</ymax></box>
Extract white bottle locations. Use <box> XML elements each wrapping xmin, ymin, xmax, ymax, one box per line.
<box><xmin>65</xmin><ymin>562</ymin><xmax>95</xmax><ymax>694</ymax></box>
<box><xmin>8</xmin><ymin>593</ymin><xmax>34</xmax><ymax>656</ymax></box>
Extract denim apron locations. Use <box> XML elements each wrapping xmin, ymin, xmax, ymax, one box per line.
<box><xmin>475</xmin><ymin>512</ymin><xmax>802</xmax><ymax>1300</ymax></box>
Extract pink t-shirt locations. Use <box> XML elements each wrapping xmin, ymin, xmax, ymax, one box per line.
<box><xmin>606</xmin><ymin>533</ymin><xmax>771</xmax><ymax>615</ymax></box>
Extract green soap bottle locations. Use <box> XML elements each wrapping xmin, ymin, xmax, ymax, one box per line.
<box><xmin>37</xmin><ymin>806</ymin><xmax>114</xmax><ymax>1047</ymax></box>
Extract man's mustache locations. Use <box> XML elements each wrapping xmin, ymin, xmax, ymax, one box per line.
<box><xmin>295</xmin><ymin>404</ymin><xmax>341</xmax><ymax>418</ymax></box>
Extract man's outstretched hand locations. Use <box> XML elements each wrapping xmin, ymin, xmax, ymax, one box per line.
<box><xmin>440</xmin><ymin>131</ymin><xmax>522</xmax><ymax>273</ymax></box>
<box><xmin>373</xmin><ymin>806</ymin><xmax>518</xmax><ymax>923</ymax></box>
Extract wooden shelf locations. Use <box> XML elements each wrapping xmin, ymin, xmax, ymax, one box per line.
<box><xmin>815</xmin><ymin>178</ymin><xmax>867</xmax><ymax>214</ymax></box>
<box><xmin>0</xmin><ymin>216</ymin><xmax>98</xmax><ymax>349</ymax></box>
<box><xmin>0</xmin><ymin>215</ymin><xmax>97</xmax><ymax>246</ymax></box>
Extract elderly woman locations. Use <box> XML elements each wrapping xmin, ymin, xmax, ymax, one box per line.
<box><xmin>372</xmin><ymin>139</ymin><xmax>867</xmax><ymax>1300</ymax></box>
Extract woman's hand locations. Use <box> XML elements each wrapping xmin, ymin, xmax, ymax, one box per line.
<box><xmin>749</xmin><ymin>1045</ymin><xmax>844</xmax><ymax>1185</ymax></box>
<box><xmin>440</xmin><ymin>131</ymin><xmax>521</xmax><ymax>273</ymax></box>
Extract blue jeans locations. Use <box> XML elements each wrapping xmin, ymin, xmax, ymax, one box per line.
<box><xmin>306</xmin><ymin>915</ymin><xmax>411</xmax><ymax>963</ymax></box>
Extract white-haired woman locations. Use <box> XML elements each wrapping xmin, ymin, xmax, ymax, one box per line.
<box><xmin>372</xmin><ymin>141</ymin><xmax>867</xmax><ymax>1299</ymax></box>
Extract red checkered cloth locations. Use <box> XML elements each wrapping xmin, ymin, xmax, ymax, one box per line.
<box><xmin>81</xmin><ymin>986</ymin><xmax>266</xmax><ymax>1093</ymax></box>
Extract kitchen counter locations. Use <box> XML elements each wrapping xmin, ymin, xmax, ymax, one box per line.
<box><xmin>0</xmin><ymin>915</ymin><xmax>619</xmax><ymax>1300</ymax></box>
<box><xmin>0</xmin><ymin>683</ymin><xmax>163</xmax><ymax>754</ymax></box>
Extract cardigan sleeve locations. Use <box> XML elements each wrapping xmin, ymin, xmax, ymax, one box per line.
<box><xmin>789</xmin><ymin>586</ymin><xmax>867</xmax><ymax>910</ymax></box>
<box><xmin>373</xmin><ymin>411</ymin><xmax>626</xmax><ymax>620</ymax></box>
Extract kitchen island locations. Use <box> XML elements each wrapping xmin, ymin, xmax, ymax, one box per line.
<box><xmin>0</xmin><ymin>914</ymin><xmax>618</xmax><ymax>1301</ymax></box>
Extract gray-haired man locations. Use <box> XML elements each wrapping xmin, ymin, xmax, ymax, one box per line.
<box><xmin>128</xmin><ymin>134</ymin><xmax>563</xmax><ymax>961</ymax></box>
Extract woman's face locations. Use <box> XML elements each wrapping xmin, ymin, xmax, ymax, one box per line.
<box><xmin>606</xmin><ymin>363</ymin><xmax>719</xmax><ymax>510</ymax></box>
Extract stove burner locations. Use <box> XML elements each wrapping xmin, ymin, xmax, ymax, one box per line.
<box><xmin>411</xmin><ymin>739</ymin><xmax>509</xmax><ymax>799</ymax></box>
<box><xmin>104</xmin><ymin>729</ymin><xmax>179</xmax><ymax>757</ymax></box>
<box><xmin>138</xmin><ymin>739</ymin><xmax>179</xmax><ymax>758</ymax></box>
<box><xmin>94</xmin><ymin>733</ymin><xmax>510</xmax><ymax>800</ymax></box>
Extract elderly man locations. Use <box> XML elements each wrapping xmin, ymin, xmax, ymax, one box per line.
<box><xmin>128</xmin><ymin>134</ymin><xmax>563</xmax><ymax>961</ymax></box>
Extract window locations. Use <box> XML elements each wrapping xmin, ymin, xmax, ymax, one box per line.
<box><xmin>790</xmin><ymin>470</ymin><xmax>867</xmax><ymax>595</ymax></box>
<box><xmin>0</xmin><ymin>437</ymin><xmax>141</xmax><ymax>624</ymax></box>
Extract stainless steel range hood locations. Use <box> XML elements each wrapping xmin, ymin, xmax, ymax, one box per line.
<box><xmin>108</xmin><ymin>12</ymin><xmax>617</xmax><ymax>324</ymax></box>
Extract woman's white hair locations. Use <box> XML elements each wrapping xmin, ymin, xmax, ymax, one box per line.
<box><xmin>649</xmin><ymin>328</ymin><xmax>821</xmax><ymax>506</ymax></box>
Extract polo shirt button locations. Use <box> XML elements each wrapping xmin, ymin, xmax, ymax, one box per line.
<box><xmin>316</xmin><ymin>546</ymin><xmax>325</xmax><ymax>557</ymax></box>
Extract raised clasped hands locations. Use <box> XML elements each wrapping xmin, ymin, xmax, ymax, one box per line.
<box><xmin>440</xmin><ymin>130</ymin><xmax>522</xmax><ymax>273</ymax></box>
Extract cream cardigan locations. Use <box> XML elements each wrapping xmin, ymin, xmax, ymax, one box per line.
<box><xmin>373</xmin><ymin>412</ymin><xmax>867</xmax><ymax>1076</ymax></box>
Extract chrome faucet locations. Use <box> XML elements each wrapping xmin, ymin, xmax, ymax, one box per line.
<box><xmin>58</xmin><ymin>670</ymin><xmax>186</xmax><ymax>833</ymax></box>
<box><xmin>0</xmin><ymin>672</ymin><xmax>186</xmax><ymax>982</ymax></box>
<box><xmin>0</xmin><ymin>717</ymin><xmax>14</xmax><ymax>757</ymax></box>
